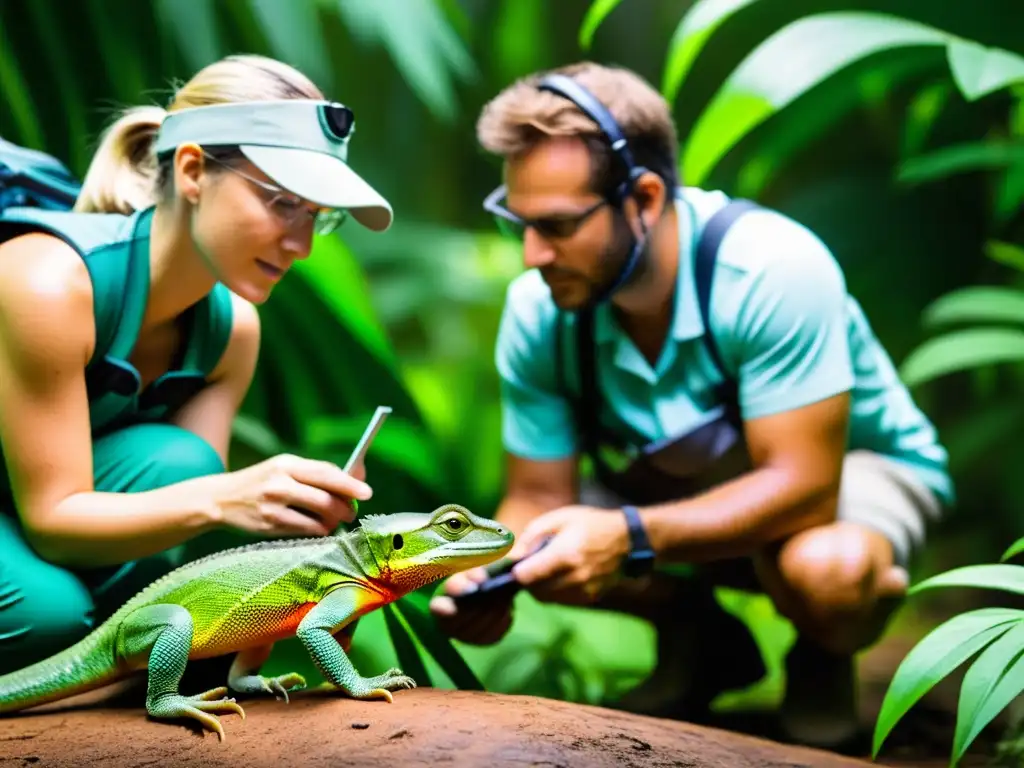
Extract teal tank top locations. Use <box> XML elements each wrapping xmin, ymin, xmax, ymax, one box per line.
<box><xmin>0</xmin><ymin>204</ymin><xmax>235</xmax><ymax>484</ymax></box>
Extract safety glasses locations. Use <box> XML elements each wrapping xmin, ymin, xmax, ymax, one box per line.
<box><xmin>204</xmin><ymin>153</ymin><xmax>348</xmax><ymax>236</ymax></box>
<box><xmin>483</xmin><ymin>184</ymin><xmax>607</xmax><ymax>241</ymax></box>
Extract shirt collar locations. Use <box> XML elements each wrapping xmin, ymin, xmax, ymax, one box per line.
<box><xmin>593</xmin><ymin>191</ymin><xmax>704</xmax><ymax>346</ymax></box>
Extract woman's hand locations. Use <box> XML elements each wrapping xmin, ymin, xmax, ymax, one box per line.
<box><xmin>208</xmin><ymin>453</ymin><xmax>372</xmax><ymax>538</ymax></box>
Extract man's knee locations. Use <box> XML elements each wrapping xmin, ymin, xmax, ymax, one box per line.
<box><xmin>0</xmin><ymin>562</ymin><xmax>94</xmax><ymax>674</ymax></box>
<box><xmin>94</xmin><ymin>423</ymin><xmax>226</xmax><ymax>493</ymax></box>
<box><xmin>774</xmin><ymin>523</ymin><xmax>893</xmax><ymax>617</ymax></box>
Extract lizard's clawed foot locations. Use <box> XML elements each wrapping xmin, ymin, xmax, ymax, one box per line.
<box><xmin>229</xmin><ymin>672</ymin><xmax>307</xmax><ymax>703</ymax></box>
<box><xmin>345</xmin><ymin>668</ymin><xmax>416</xmax><ymax>702</ymax></box>
<box><xmin>147</xmin><ymin>688</ymin><xmax>246</xmax><ymax>742</ymax></box>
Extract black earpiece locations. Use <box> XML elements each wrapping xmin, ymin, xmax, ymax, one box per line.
<box><xmin>536</xmin><ymin>73</ymin><xmax>653</xmax><ymax>305</ymax></box>
<box><xmin>537</xmin><ymin>73</ymin><xmax>650</xmax><ymax>207</ymax></box>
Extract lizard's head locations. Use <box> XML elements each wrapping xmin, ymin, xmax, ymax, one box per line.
<box><xmin>359</xmin><ymin>504</ymin><xmax>514</xmax><ymax>594</ymax></box>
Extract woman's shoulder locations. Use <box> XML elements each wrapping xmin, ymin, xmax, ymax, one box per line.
<box><xmin>0</xmin><ymin>221</ymin><xmax>96</xmax><ymax>344</ymax></box>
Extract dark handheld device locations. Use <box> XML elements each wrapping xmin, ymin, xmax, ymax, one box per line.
<box><xmin>450</xmin><ymin>538</ymin><xmax>551</xmax><ymax>608</ymax></box>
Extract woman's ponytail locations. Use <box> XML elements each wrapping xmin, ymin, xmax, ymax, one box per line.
<box><xmin>73</xmin><ymin>105</ymin><xmax>167</xmax><ymax>214</ymax></box>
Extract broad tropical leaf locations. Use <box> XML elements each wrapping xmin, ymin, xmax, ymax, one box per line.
<box><xmin>392</xmin><ymin>590</ymin><xmax>485</xmax><ymax>690</ymax></box>
<box><xmin>899</xmin><ymin>328</ymin><xmax>1024</xmax><ymax>387</ymax></box>
<box><xmin>920</xmin><ymin>286</ymin><xmax>1024</xmax><ymax>330</ymax></box>
<box><xmin>898</xmin><ymin>141</ymin><xmax>1024</xmax><ymax>185</ymax></box>
<box><xmin>153</xmin><ymin>0</ymin><xmax>221</xmax><ymax>69</ymax></box>
<box><xmin>331</xmin><ymin>0</ymin><xmax>477</xmax><ymax>123</ymax></box>
<box><xmin>247</xmin><ymin>0</ymin><xmax>335</xmax><ymax>92</ymax></box>
<box><xmin>660</xmin><ymin>0</ymin><xmax>764</xmax><ymax>105</ymax></box>
<box><xmin>952</xmin><ymin>619</ymin><xmax>1024</xmax><ymax>764</ymax></box>
<box><xmin>577</xmin><ymin>0</ymin><xmax>624</xmax><ymax>50</ymax></box>
<box><xmin>1001</xmin><ymin>537</ymin><xmax>1024</xmax><ymax>563</ymax></box>
<box><xmin>872</xmin><ymin>607</ymin><xmax>1024</xmax><ymax>757</ymax></box>
<box><xmin>0</xmin><ymin>18</ymin><xmax>43</xmax><ymax>148</ymax></box>
<box><xmin>682</xmin><ymin>12</ymin><xmax>952</xmax><ymax>185</ymax></box>
<box><xmin>293</xmin><ymin>234</ymin><xmax>396</xmax><ymax>369</ymax></box>
<box><xmin>909</xmin><ymin>564</ymin><xmax>1024</xmax><ymax>597</ymax></box>
<box><xmin>947</xmin><ymin>39</ymin><xmax>1024</xmax><ymax>102</ymax></box>
<box><xmin>382</xmin><ymin>603</ymin><xmax>433</xmax><ymax>687</ymax></box>
<box><xmin>986</xmin><ymin>240</ymin><xmax>1024</xmax><ymax>273</ymax></box>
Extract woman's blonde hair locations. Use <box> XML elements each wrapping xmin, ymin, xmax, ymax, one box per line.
<box><xmin>73</xmin><ymin>54</ymin><xmax>323</xmax><ymax>214</ymax></box>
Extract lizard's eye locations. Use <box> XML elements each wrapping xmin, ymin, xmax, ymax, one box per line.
<box><xmin>443</xmin><ymin>518</ymin><xmax>465</xmax><ymax>533</ymax></box>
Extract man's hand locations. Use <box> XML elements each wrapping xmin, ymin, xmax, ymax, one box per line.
<box><xmin>429</xmin><ymin>568</ymin><xmax>515</xmax><ymax>645</ymax></box>
<box><xmin>511</xmin><ymin>505</ymin><xmax>631</xmax><ymax>605</ymax></box>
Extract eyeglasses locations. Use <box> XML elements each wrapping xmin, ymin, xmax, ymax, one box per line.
<box><xmin>483</xmin><ymin>184</ymin><xmax>608</xmax><ymax>241</ymax></box>
<box><xmin>203</xmin><ymin>154</ymin><xmax>348</xmax><ymax>236</ymax></box>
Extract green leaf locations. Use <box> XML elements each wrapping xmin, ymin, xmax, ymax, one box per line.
<box><xmin>231</xmin><ymin>413</ymin><xmax>289</xmax><ymax>459</ymax></box>
<box><xmin>909</xmin><ymin>564</ymin><xmax>1024</xmax><ymax>598</ymax></box>
<box><xmin>947</xmin><ymin>39</ymin><xmax>1024</xmax><ymax>102</ymax></box>
<box><xmin>902</xmin><ymin>81</ymin><xmax>954</xmax><ymax>159</ymax></box>
<box><xmin>943</xmin><ymin>398</ymin><xmax>1024</xmax><ymax>476</ymax></box>
<box><xmin>332</xmin><ymin>0</ymin><xmax>476</xmax><ymax>123</ymax></box>
<box><xmin>0</xmin><ymin>11</ymin><xmax>43</xmax><ymax>149</ymax></box>
<box><xmin>153</xmin><ymin>0</ymin><xmax>222</xmax><ymax>70</ymax></box>
<box><xmin>295</xmin><ymin>235</ymin><xmax>396</xmax><ymax>370</ymax></box>
<box><xmin>578</xmin><ymin>0</ymin><xmax>623</xmax><ymax>50</ymax></box>
<box><xmin>920</xmin><ymin>286</ymin><xmax>1024</xmax><ymax>329</ymax></box>
<box><xmin>23</xmin><ymin>0</ymin><xmax>91</xmax><ymax>173</ymax></box>
<box><xmin>953</xmin><ymin>619</ymin><xmax>1024</xmax><ymax>763</ymax></box>
<box><xmin>986</xmin><ymin>240</ymin><xmax>1024</xmax><ymax>273</ymax></box>
<box><xmin>898</xmin><ymin>141</ymin><xmax>1024</xmax><ymax>185</ymax></box>
<box><xmin>899</xmin><ymin>328</ymin><xmax>1024</xmax><ymax>387</ymax></box>
<box><xmin>683</xmin><ymin>11</ymin><xmax>952</xmax><ymax>185</ymax></box>
<box><xmin>872</xmin><ymin>607</ymin><xmax>1023</xmax><ymax>757</ymax></box>
<box><xmin>247</xmin><ymin>0</ymin><xmax>334</xmax><ymax>92</ymax></box>
<box><xmin>392</xmin><ymin>591</ymin><xmax>484</xmax><ymax>691</ymax></box>
<box><xmin>1001</xmin><ymin>537</ymin><xmax>1024</xmax><ymax>563</ymax></box>
<box><xmin>82</xmin><ymin>0</ymin><xmax>147</xmax><ymax>105</ymax></box>
<box><xmin>660</xmin><ymin>0</ymin><xmax>763</xmax><ymax>105</ymax></box>
<box><xmin>381</xmin><ymin>603</ymin><xmax>433</xmax><ymax>687</ymax></box>
<box><xmin>996</xmin><ymin>163</ymin><xmax>1024</xmax><ymax>225</ymax></box>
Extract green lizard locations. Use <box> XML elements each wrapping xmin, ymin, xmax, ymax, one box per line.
<box><xmin>0</xmin><ymin>503</ymin><xmax>513</xmax><ymax>740</ymax></box>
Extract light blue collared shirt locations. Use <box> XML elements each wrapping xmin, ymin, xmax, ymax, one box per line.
<box><xmin>494</xmin><ymin>187</ymin><xmax>954</xmax><ymax>507</ymax></box>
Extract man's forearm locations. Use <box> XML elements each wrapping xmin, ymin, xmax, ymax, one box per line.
<box><xmin>638</xmin><ymin>465</ymin><xmax>839</xmax><ymax>564</ymax></box>
<box><xmin>494</xmin><ymin>494</ymin><xmax>551</xmax><ymax>539</ymax></box>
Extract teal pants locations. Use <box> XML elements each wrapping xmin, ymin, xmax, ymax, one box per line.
<box><xmin>0</xmin><ymin>423</ymin><xmax>248</xmax><ymax>676</ymax></box>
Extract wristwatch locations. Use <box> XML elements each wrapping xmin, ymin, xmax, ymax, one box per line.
<box><xmin>621</xmin><ymin>505</ymin><xmax>656</xmax><ymax>577</ymax></box>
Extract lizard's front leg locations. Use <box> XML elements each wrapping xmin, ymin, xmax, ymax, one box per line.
<box><xmin>116</xmin><ymin>604</ymin><xmax>245</xmax><ymax>741</ymax></box>
<box><xmin>297</xmin><ymin>588</ymin><xmax>415</xmax><ymax>702</ymax></box>
<box><xmin>226</xmin><ymin>644</ymin><xmax>306</xmax><ymax>703</ymax></box>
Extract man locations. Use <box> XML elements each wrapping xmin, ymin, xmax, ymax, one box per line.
<box><xmin>429</xmin><ymin>61</ymin><xmax>952</xmax><ymax>751</ymax></box>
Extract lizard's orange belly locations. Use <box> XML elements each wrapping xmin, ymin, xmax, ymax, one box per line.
<box><xmin>187</xmin><ymin>602</ymin><xmax>317</xmax><ymax>659</ymax></box>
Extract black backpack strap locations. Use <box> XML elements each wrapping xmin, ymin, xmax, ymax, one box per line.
<box><xmin>693</xmin><ymin>199</ymin><xmax>761</xmax><ymax>383</ymax></box>
<box><xmin>573</xmin><ymin>307</ymin><xmax>600</xmax><ymax>458</ymax></box>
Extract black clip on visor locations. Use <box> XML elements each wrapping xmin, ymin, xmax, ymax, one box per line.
<box><xmin>319</xmin><ymin>102</ymin><xmax>355</xmax><ymax>141</ymax></box>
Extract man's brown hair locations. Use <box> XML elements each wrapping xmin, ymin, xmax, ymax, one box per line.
<box><xmin>476</xmin><ymin>61</ymin><xmax>679</xmax><ymax>199</ymax></box>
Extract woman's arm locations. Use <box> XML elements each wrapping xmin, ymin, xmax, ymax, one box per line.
<box><xmin>171</xmin><ymin>291</ymin><xmax>262</xmax><ymax>466</ymax></box>
<box><xmin>0</xmin><ymin>233</ymin><xmax>222</xmax><ymax>566</ymax></box>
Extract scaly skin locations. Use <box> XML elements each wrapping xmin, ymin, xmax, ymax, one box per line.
<box><xmin>0</xmin><ymin>504</ymin><xmax>512</xmax><ymax>740</ymax></box>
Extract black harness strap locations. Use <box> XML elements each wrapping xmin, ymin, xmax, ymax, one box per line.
<box><xmin>561</xmin><ymin>199</ymin><xmax>762</xmax><ymax>461</ymax></box>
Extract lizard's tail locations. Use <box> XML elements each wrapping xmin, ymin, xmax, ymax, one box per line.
<box><xmin>0</xmin><ymin>629</ymin><xmax>121</xmax><ymax>714</ymax></box>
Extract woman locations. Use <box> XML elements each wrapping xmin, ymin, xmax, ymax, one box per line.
<box><xmin>0</xmin><ymin>54</ymin><xmax>391</xmax><ymax>674</ymax></box>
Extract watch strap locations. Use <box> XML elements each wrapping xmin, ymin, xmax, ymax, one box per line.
<box><xmin>621</xmin><ymin>504</ymin><xmax>656</xmax><ymax>577</ymax></box>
